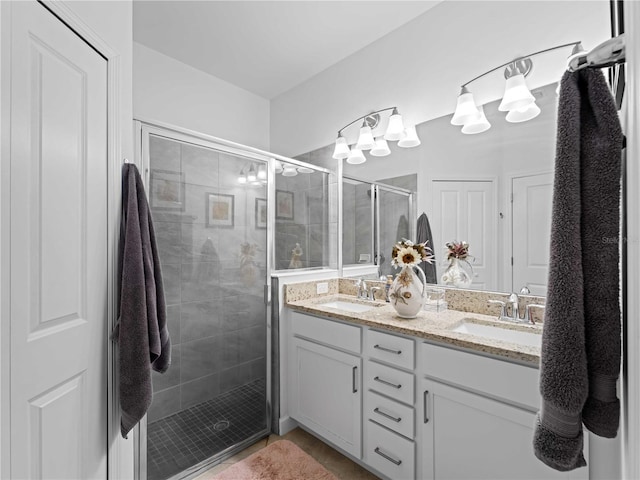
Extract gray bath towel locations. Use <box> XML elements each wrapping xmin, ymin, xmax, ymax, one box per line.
<box><xmin>416</xmin><ymin>212</ymin><xmax>437</xmax><ymax>283</ymax></box>
<box><xmin>533</xmin><ymin>69</ymin><xmax>622</xmax><ymax>471</ymax></box>
<box><xmin>113</xmin><ymin>164</ymin><xmax>171</xmax><ymax>438</ymax></box>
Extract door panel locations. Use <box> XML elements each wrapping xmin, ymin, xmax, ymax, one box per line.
<box><xmin>432</xmin><ymin>180</ymin><xmax>497</xmax><ymax>290</ymax></box>
<box><xmin>9</xmin><ymin>2</ymin><xmax>108</xmax><ymax>478</ymax></box>
<box><xmin>512</xmin><ymin>173</ymin><xmax>553</xmax><ymax>296</ymax></box>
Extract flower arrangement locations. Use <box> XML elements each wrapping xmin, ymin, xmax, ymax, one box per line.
<box><xmin>391</xmin><ymin>239</ymin><xmax>434</xmax><ymax>268</ymax></box>
<box><xmin>446</xmin><ymin>240</ymin><xmax>471</xmax><ymax>261</ymax></box>
<box><xmin>240</xmin><ymin>242</ymin><xmax>258</xmax><ymax>267</ymax></box>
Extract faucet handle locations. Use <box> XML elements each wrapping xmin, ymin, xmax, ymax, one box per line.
<box><xmin>369</xmin><ymin>286</ymin><xmax>382</xmax><ymax>301</ymax></box>
<box><xmin>524</xmin><ymin>304</ymin><xmax>545</xmax><ymax>325</ymax></box>
<box><xmin>488</xmin><ymin>299</ymin><xmax>507</xmax><ymax>319</ymax></box>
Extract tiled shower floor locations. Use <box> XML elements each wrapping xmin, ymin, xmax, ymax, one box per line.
<box><xmin>147</xmin><ymin>379</ymin><xmax>267</xmax><ymax>480</ymax></box>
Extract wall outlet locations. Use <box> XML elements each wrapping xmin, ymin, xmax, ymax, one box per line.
<box><xmin>316</xmin><ymin>282</ymin><xmax>329</xmax><ymax>294</ymax></box>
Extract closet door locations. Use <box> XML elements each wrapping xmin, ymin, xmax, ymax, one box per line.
<box><xmin>8</xmin><ymin>2</ymin><xmax>108</xmax><ymax>478</ymax></box>
<box><xmin>431</xmin><ymin>179</ymin><xmax>497</xmax><ymax>290</ymax></box>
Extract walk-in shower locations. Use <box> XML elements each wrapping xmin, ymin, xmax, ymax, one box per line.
<box><xmin>141</xmin><ymin>126</ymin><xmax>270</xmax><ymax>480</ymax></box>
<box><xmin>138</xmin><ymin>123</ymin><xmax>336</xmax><ymax>480</ymax></box>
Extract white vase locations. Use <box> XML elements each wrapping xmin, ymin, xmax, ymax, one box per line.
<box><xmin>390</xmin><ymin>266</ymin><xmax>427</xmax><ymax>319</ymax></box>
<box><xmin>441</xmin><ymin>258</ymin><xmax>472</xmax><ymax>288</ymax></box>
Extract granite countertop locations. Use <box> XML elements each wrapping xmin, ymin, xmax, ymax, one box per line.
<box><xmin>286</xmin><ymin>294</ymin><xmax>542</xmax><ymax>366</ymax></box>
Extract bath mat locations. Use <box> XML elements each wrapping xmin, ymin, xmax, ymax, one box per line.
<box><xmin>212</xmin><ymin>439</ymin><xmax>338</xmax><ymax>480</ymax></box>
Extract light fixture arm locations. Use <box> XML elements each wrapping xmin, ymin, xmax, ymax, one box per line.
<box><xmin>460</xmin><ymin>41</ymin><xmax>581</xmax><ymax>88</ymax></box>
<box><xmin>337</xmin><ymin>106</ymin><xmax>398</xmax><ymax>135</ymax></box>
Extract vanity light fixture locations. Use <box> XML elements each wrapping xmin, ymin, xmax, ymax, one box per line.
<box><xmin>257</xmin><ymin>164</ymin><xmax>267</xmax><ymax>180</ymax></box>
<box><xmin>461</xmin><ymin>105</ymin><xmax>491</xmax><ymax>134</ymax></box>
<box><xmin>370</xmin><ymin>137</ymin><xmax>391</xmax><ymax>157</ymax></box>
<box><xmin>397</xmin><ymin>125</ymin><xmax>421</xmax><ymax>147</ymax></box>
<box><xmin>247</xmin><ymin>165</ymin><xmax>257</xmax><ymax>183</ymax></box>
<box><xmin>332</xmin><ymin>106</ymin><xmax>420</xmax><ymax>163</ymax></box>
<box><xmin>451</xmin><ymin>41</ymin><xmax>582</xmax><ymax>133</ymax></box>
<box><xmin>282</xmin><ymin>164</ymin><xmax>298</xmax><ymax>177</ymax></box>
<box><xmin>237</xmin><ymin>168</ymin><xmax>247</xmax><ymax>184</ymax></box>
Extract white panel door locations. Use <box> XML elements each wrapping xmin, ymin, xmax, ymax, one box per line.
<box><xmin>512</xmin><ymin>173</ymin><xmax>553</xmax><ymax>296</ymax></box>
<box><xmin>431</xmin><ymin>180</ymin><xmax>497</xmax><ymax>290</ymax></box>
<box><xmin>9</xmin><ymin>2</ymin><xmax>108</xmax><ymax>478</ymax></box>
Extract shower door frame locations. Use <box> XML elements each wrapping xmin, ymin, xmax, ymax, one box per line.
<box><xmin>341</xmin><ymin>175</ymin><xmax>415</xmax><ymax>275</ymax></box>
<box><xmin>134</xmin><ymin>120</ymin><xmax>275</xmax><ymax>480</ymax></box>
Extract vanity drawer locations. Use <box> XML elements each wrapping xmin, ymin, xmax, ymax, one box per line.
<box><xmin>291</xmin><ymin>311</ymin><xmax>361</xmax><ymax>354</ymax></box>
<box><xmin>365</xmin><ymin>360</ymin><xmax>414</xmax><ymax>405</ymax></box>
<box><xmin>366</xmin><ymin>329</ymin><xmax>415</xmax><ymax>370</ymax></box>
<box><xmin>365</xmin><ymin>390</ymin><xmax>414</xmax><ymax>439</ymax></box>
<box><xmin>421</xmin><ymin>342</ymin><xmax>539</xmax><ymax>409</ymax></box>
<box><xmin>364</xmin><ymin>419</ymin><xmax>415</xmax><ymax>480</ymax></box>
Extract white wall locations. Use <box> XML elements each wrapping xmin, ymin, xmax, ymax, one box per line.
<box><xmin>134</xmin><ymin>42</ymin><xmax>270</xmax><ymax>150</ymax></box>
<box><xmin>270</xmin><ymin>0</ymin><xmax>610</xmax><ymax>157</ymax></box>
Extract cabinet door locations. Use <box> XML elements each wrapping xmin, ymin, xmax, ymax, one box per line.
<box><xmin>420</xmin><ymin>379</ymin><xmax>588</xmax><ymax>480</ymax></box>
<box><xmin>290</xmin><ymin>338</ymin><xmax>362</xmax><ymax>458</ymax></box>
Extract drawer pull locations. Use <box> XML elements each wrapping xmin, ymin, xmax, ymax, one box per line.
<box><xmin>374</xmin><ymin>344</ymin><xmax>402</xmax><ymax>355</ymax></box>
<box><xmin>374</xmin><ymin>376</ymin><xmax>401</xmax><ymax>389</ymax></box>
<box><xmin>352</xmin><ymin>366</ymin><xmax>358</xmax><ymax>393</ymax></box>
<box><xmin>374</xmin><ymin>407</ymin><xmax>401</xmax><ymax>423</ymax></box>
<box><xmin>424</xmin><ymin>390</ymin><xmax>430</xmax><ymax>423</ymax></box>
<box><xmin>374</xmin><ymin>447</ymin><xmax>402</xmax><ymax>466</ymax></box>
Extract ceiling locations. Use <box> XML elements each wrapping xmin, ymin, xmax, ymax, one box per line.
<box><xmin>133</xmin><ymin>1</ymin><xmax>442</xmax><ymax>99</ymax></box>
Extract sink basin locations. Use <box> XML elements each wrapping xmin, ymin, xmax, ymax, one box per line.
<box><xmin>452</xmin><ymin>320</ymin><xmax>542</xmax><ymax>348</ymax></box>
<box><xmin>319</xmin><ymin>300</ymin><xmax>378</xmax><ymax>313</ymax></box>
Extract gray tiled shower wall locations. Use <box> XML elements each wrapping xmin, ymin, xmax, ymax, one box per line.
<box><xmin>147</xmin><ymin>136</ymin><xmax>267</xmax><ymax>422</ymax></box>
<box><xmin>342</xmin><ymin>181</ymin><xmax>373</xmax><ymax>265</ymax></box>
<box><xmin>274</xmin><ymin>167</ymin><xmax>337</xmax><ymax>270</ymax></box>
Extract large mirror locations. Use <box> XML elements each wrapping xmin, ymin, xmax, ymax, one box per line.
<box><xmin>298</xmin><ymin>4</ymin><xmax>610</xmax><ymax>298</ymax></box>
<box><xmin>343</xmin><ymin>83</ymin><xmax>559</xmax><ymax>296</ymax></box>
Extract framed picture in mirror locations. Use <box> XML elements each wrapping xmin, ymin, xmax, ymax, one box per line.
<box><xmin>149</xmin><ymin>169</ymin><xmax>185</xmax><ymax>211</ymax></box>
<box><xmin>206</xmin><ymin>192</ymin><xmax>234</xmax><ymax>228</ymax></box>
<box><xmin>255</xmin><ymin>198</ymin><xmax>267</xmax><ymax>229</ymax></box>
<box><xmin>276</xmin><ymin>190</ymin><xmax>294</xmax><ymax>220</ymax></box>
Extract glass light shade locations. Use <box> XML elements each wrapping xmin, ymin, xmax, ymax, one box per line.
<box><xmin>257</xmin><ymin>165</ymin><xmax>267</xmax><ymax>179</ymax></box>
<box><xmin>461</xmin><ymin>105</ymin><xmax>491</xmax><ymax>134</ymax></box>
<box><xmin>247</xmin><ymin>166</ymin><xmax>257</xmax><ymax>182</ymax></box>
<box><xmin>397</xmin><ymin>126</ymin><xmax>421</xmax><ymax>148</ymax></box>
<box><xmin>384</xmin><ymin>108</ymin><xmax>405</xmax><ymax>141</ymax></box>
<box><xmin>450</xmin><ymin>87</ymin><xmax>479</xmax><ymax>125</ymax></box>
<box><xmin>274</xmin><ymin>161</ymin><xmax>283</xmax><ymax>173</ymax></box>
<box><xmin>237</xmin><ymin>173</ymin><xmax>247</xmax><ymax>184</ymax></box>
<box><xmin>346</xmin><ymin>148</ymin><xmax>366</xmax><ymax>164</ymax></box>
<box><xmin>297</xmin><ymin>166</ymin><xmax>314</xmax><ymax>173</ymax></box>
<box><xmin>506</xmin><ymin>102</ymin><xmax>541</xmax><ymax>123</ymax></box>
<box><xmin>332</xmin><ymin>134</ymin><xmax>350</xmax><ymax>160</ymax></box>
<box><xmin>282</xmin><ymin>165</ymin><xmax>298</xmax><ymax>176</ymax></box>
<box><xmin>498</xmin><ymin>74</ymin><xmax>535</xmax><ymax>112</ymax></box>
<box><xmin>355</xmin><ymin>124</ymin><xmax>376</xmax><ymax>150</ymax></box>
<box><xmin>370</xmin><ymin>137</ymin><xmax>391</xmax><ymax>157</ymax></box>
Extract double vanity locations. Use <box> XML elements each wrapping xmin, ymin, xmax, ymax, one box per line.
<box><xmin>281</xmin><ymin>279</ymin><xmax>588</xmax><ymax>480</ymax></box>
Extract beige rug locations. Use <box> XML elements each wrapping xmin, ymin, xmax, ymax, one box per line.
<box><xmin>212</xmin><ymin>439</ymin><xmax>338</xmax><ymax>480</ymax></box>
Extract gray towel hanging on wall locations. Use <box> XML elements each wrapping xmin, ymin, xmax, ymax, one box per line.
<box><xmin>533</xmin><ymin>67</ymin><xmax>623</xmax><ymax>471</ymax></box>
<box><xmin>113</xmin><ymin>163</ymin><xmax>171</xmax><ymax>438</ymax></box>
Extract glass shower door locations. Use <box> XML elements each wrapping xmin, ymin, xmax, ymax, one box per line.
<box><xmin>376</xmin><ymin>186</ymin><xmax>414</xmax><ymax>278</ymax></box>
<box><xmin>143</xmin><ymin>130</ymin><xmax>269</xmax><ymax>480</ymax></box>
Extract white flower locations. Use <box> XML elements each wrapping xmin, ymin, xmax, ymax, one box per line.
<box><xmin>396</xmin><ymin>247</ymin><xmax>420</xmax><ymax>267</ymax></box>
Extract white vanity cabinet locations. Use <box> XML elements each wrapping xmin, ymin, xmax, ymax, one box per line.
<box><xmin>288</xmin><ymin>312</ymin><xmax>362</xmax><ymax>458</ymax></box>
<box><xmin>286</xmin><ymin>309</ymin><xmax>590</xmax><ymax>480</ymax></box>
<box><xmin>363</xmin><ymin>329</ymin><xmax>416</xmax><ymax>479</ymax></box>
<box><xmin>419</xmin><ymin>343</ymin><xmax>588</xmax><ymax>480</ymax></box>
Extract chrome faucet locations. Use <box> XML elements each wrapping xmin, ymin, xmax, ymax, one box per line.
<box><xmin>524</xmin><ymin>304</ymin><xmax>545</xmax><ymax>325</ymax></box>
<box><xmin>488</xmin><ymin>299</ymin><xmax>509</xmax><ymax>321</ymax></box>
<box><xmin>355</xmin><ymin>278</ymin><xmax>368</xmax><ymax>299</ymax></box>
<box><xmin>369</xmin><ymin>286</ymin><xmax>382</xmax><ymax>302</ymax></box>
<box><xmin>508</xmin><ymin>293</ymin><xmax>520</xmax><ymax>322</ymax></box>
